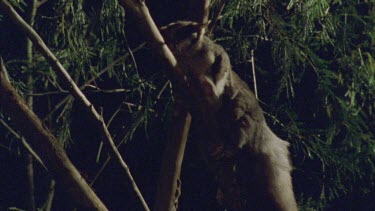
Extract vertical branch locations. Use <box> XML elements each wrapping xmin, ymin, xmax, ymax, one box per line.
<box><xmin>24</xmin><ymin>1</ymin><xmax>38</xmax><ymax>210</ymax></box>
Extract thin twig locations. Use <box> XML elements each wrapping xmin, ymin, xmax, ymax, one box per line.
<box><xmin>95</xmin><ymin>103</ymin><xmax>124</xmax><ymax>163</ymax></box>
<box><xmin>0</xmin><ymin>118</ymin><xmax>47</xmax><ymax>170</ymax></box>
<box><xmin>91</xmin><ymin>156</ymin><xmax>111</xmax><ymax>186</ymax></box>
<box><xmin>123</xmin><ymin>35</ymin><xmax>140</xmax><ymax>77</ymax></box>
<box><xmin>29</xmin><ymin>88</ymin><xmax>132</xmax><ymax>96</ymax></box>
<box><xmin>250</xmin><ymin>49</ymin><xmax>258</xmax><ymax>99</ymax></box>
<box><xmin>123</xmin><ymin>102</ymin><xmax>155</xmax><ymax>112</ymax></box>
<box><xmin>42</xmin><ymin>97</ymin><xmax>71</xmax><ymax>122</ymax></box>
<box><xmin>157</xmin><ymin>80</ymin><xmax>171</xmax><ymax>99</ymax></box>
<box><xmin>41</xmin><ymin>43</ymin><xmax>145</xmax><ymax>122</ymax></box>
<box><xmin>208</xmin><ymin>0</ymin><xmax>226</xmax><ymax>35</ymax></box>
<box><xmin>36</xmin><ymin>0</ymin><xmax>48</xmax><ymax>8</ymax></box>
<box><xmin>85</xmin><ymin>43</ymin><xmax>145</xmax><ymax>86</ymax></box>
<box><xmin>27</xmin><ymin>91</ymin><xmax>67</xmax><ymax>96</ymax></box>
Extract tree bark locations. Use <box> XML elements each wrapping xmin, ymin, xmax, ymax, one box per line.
<box><xmin>0</xmin><ymin>61</ymin><xmax>108</xmax><ymax>210</ymax></box>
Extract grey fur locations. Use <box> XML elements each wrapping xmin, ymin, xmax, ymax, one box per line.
<box><xmin>161</xmin><ymin>21</ymin><xmax>298</xmax><ymax>211</ymax></box>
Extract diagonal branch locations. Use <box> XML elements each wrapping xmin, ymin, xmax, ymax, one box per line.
<box><xmin>208</xmin><ymin>0</ymin><xmax>226</xmax><ymax>35</ymax></box>
<box><xmin>0</xmin><ymin>117</ymin><xmax>47</xmax><ymax>170</ymax></box>
<box><xmin>42</xmin><ymin>43</ymin><xmax>144</xmax><ymax>122</ymax></box>
<box><xmin>0</xmin><ymin>57</ymin><xmax>108</xmax><ymax>210</ymax></box>
<box><xmin>118</xmin><ymin>0</ymin><xmax>185</xmax><ymax>82</ymax></box>
<box><xmin>0</xmin><ymin>0</ymin><xmax>149</xmax><ymax>210</ymax></box>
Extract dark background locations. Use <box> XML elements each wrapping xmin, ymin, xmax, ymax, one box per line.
<box><xmin>1</xmin><ymin>0</ymin><xmax>374</xmax><ymax>210</ymax></box>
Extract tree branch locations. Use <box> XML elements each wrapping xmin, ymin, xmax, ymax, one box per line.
<box><xmin>28</xmin><ymin>88</ymin><xmax>132</xmax><ymax>96</ymax></box>
<box><xmin>0</xmin><ymin>58</ymin><xmax>108</xmax><ymax>210</ymax></box>
<box><xmin>36</xmin><ymin>0</ymin><xmax>48</xmax><ymax>8</ymax></box>
<box><xmin>208</xmin><ymin>0</ymin><xmax>226</xmax><ymax>35</ymax></box>
<box><xmin>0</xmin><ymin>0</ymin><xmax>148</xmax><ymax>210</ymax></box>
<box><xmin>42</xmin><ymin>43</ymin><xmax>144</xmax><ymax>122</ymax></box>
<box><xmin>0</xmin><ymin>117</ymin><xmax>47</xmax><ymax>170</ymax></box>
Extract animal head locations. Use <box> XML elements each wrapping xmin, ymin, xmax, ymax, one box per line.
<box><xmin>160</xmin><ymin>21</ymin><xmax>204</xmax><ymax>52</ymax></box>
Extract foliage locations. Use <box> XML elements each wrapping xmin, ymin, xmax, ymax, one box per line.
<box><xmin>0</xmin><ymin>0</ymin><xmax>374</xmax><ymax>210</ymax></box>
<box><xmin>217</xmin><ymin>0</ymin><xmax>375</xmax><ymax>209</ymax></box>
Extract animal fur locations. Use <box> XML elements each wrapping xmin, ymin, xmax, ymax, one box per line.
<box><xmin>161</xmin><ymin>21</ymin><xmax>298</xmax><ymax>211</ymax></box>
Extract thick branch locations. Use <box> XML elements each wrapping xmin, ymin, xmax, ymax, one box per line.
<box><xmin>0</xmin><ymin>59</ymin><xmax>107</xmax><ymax>210</ymax></box>
<box><xmin>0</xmin><ymin>1</ymin><xmax>148</xmax><ymax>210</ymax></box>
